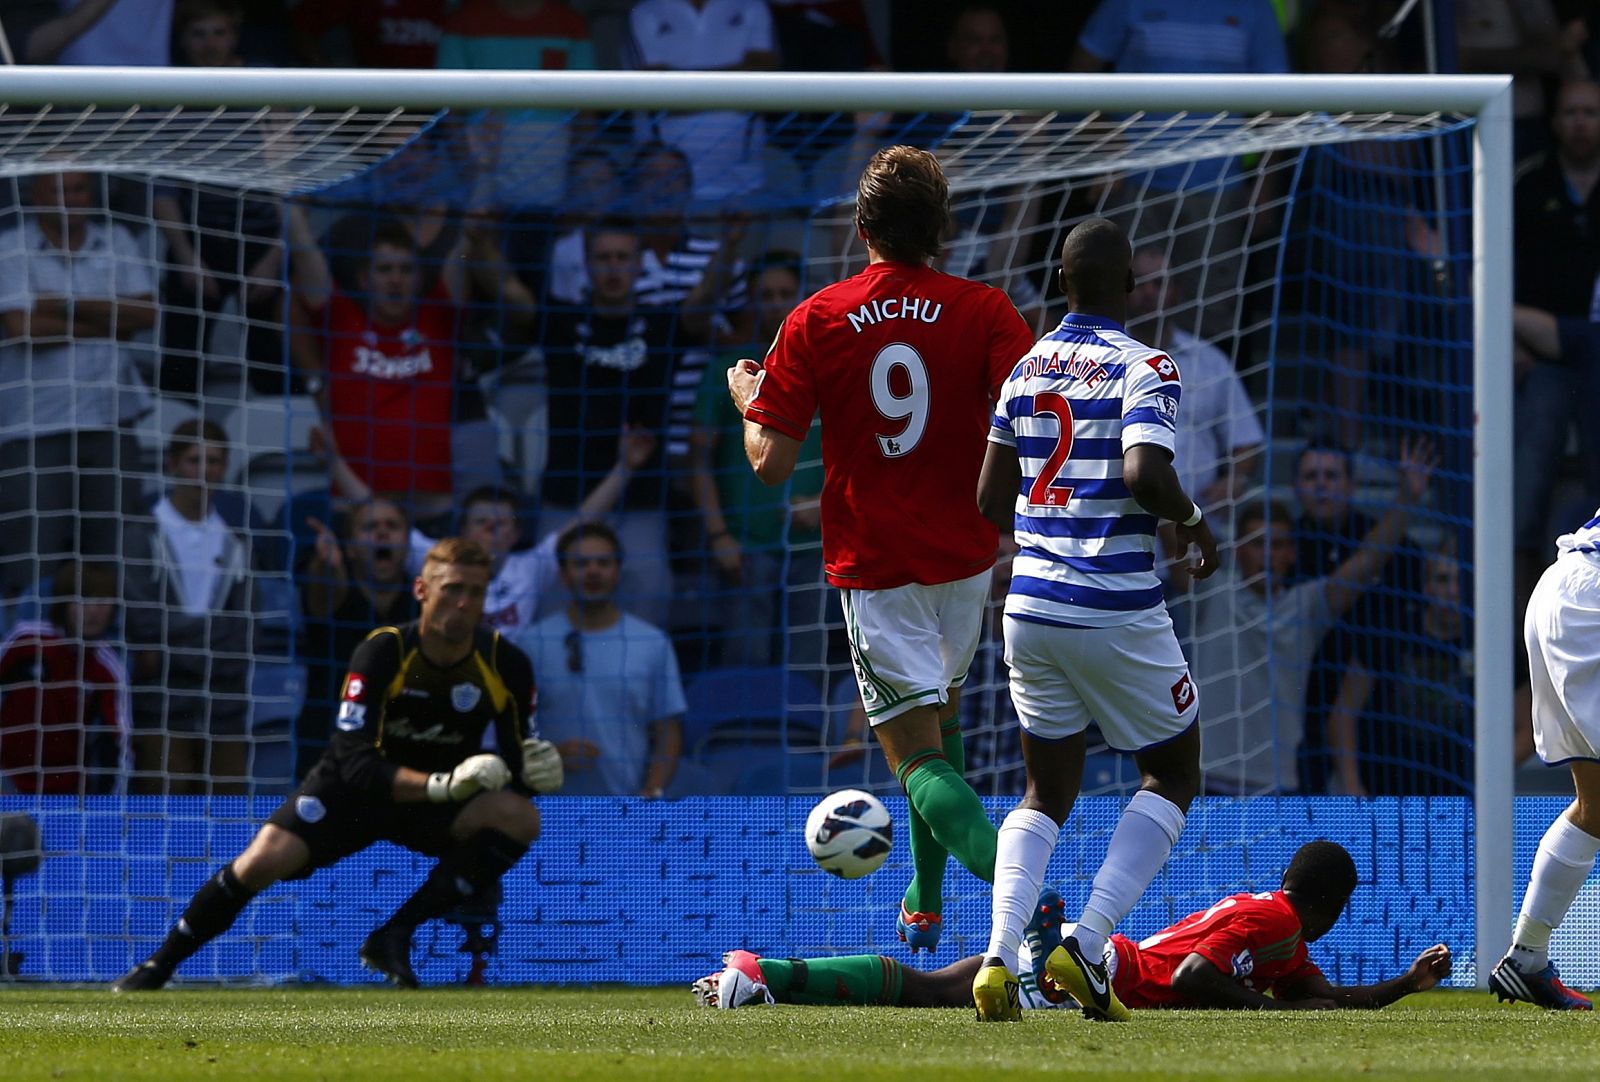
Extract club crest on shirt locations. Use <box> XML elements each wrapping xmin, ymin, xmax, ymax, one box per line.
<box><xmin>451</xmin><ymin>682</ymin><xmax>482</xmax><ymax>713</ymax></box>
<box><xmin>1146</xmin><ymin>355</ymin><xmax>1181</xmax><ymax>382</ymax></box>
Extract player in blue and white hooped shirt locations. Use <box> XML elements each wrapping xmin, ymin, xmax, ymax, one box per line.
<box><xmin>1492</xmin><ymin>509</ymin><xmax>1600</xmax><ymax>1010</ymax></box>
<box><xmin>971</xmin><ymin>219</ymin><xmax>1220</xmax><ymax>1022</ymax></box>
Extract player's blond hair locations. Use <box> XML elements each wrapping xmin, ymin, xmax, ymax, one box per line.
<box><xmin>422</xmin><ymin>537</ymin><xmax>492</xmax><ymax>573</ymax></box>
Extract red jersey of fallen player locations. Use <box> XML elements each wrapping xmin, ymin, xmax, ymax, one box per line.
<box><xmin>744</xmin><ymin>260</ymin><xmax>1034</xmax><ymax>590</ymax></box>
<box><xmin>1109</xmin><ymin>890</ymin><xmax>1322</xmax><ymax>1009</ymax></box>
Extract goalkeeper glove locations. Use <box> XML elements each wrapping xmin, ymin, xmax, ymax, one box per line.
<box><xmin>426</xmin><ymin>753</ymin><xmax>512</xmax><ymax>803</ymax></box>
<box><xmin>521</xmin><ymin>737</ymin><xmax>564</xmax><ymax>793</ymax></box>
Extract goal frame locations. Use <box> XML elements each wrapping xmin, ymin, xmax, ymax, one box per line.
<box><xmin>0</xmin><ymin>66</ymin><xmax>1515</xmax><ymax>982</ymax></box>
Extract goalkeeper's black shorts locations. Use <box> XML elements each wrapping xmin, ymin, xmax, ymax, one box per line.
<box><xmin>264</xmin><ymin>771</ymin><xmax>465</xmax><ymax>880</ymax></box>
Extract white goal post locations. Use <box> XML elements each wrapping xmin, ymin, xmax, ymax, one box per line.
<box><xmin>0</xmin><ymin>66</ymin><xmax>1514</xmax><ymax>981</ymax></box>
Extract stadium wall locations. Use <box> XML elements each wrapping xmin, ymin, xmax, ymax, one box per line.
<box><xmin>0</xmin><ymin>796</ymin><xmax>1584</xmax><ymax>989</ymax></box>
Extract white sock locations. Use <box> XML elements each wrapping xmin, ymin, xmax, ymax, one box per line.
<box><xmin>1510</xmin><ymin>814</ymin><xmax>1600</xmax><ymax>970</ymax></box>
<box><xmin>985</xmin><ymin>807</ymin><xmax>1059</xmax><ymax>973</ymax></box>
<box><xmin>1074</xmin><ymin>790</ymin><xmax>1187</xmax><ymax>959</ymax></box>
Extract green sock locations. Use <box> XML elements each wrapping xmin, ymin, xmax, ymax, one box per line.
<box><xmin>897</xmin><ymin>749</ymin><xmax>997</xmax><ymax>889</ymax></box>
<box><xmin>901</xmin><ymin>719</ymin><xmax>972</xmax><ymax>916</ymax></box>
<box><xmin>756</xmin><ymin>955</ymin><xmax>905</xmax><ymax>1006</ymax></box>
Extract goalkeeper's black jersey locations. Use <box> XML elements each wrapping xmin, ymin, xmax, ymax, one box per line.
<box><xmin>313</xmin><ymin>621</ymin><xmax>537</xmax><ymax>799</ymax></box>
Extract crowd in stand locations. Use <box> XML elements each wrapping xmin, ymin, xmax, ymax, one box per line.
<box><xmin>0</xmin><ymin>0</ymin><xmax>1590</xmax><ymax>802</ymax></box>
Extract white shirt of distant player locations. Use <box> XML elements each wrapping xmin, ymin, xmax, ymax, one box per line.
<box><xmin>991</xmin><ymin>314</ymin><xmax>1180</xmax><ymax>628</ymax></box>
<box><xmin>407</xmin><ymin>527</ymin><xmax>561</xmax><ymax>637</ymax></box>
<box><xmin>1165</xmin><ymin>328</ymin><xmax>1263</xmax><ymax>500</ymax></box>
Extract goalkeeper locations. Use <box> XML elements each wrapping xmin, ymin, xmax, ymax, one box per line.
<box><xmin>112</xmin><ymin>538</ymin><xmax>564</xmax><ymax>991</ymax></box>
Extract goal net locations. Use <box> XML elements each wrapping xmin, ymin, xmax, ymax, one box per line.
<box><xmin>0</xmin><ymin>70</ymin><xmax>1515</xmax><ymax>988</ymax></box>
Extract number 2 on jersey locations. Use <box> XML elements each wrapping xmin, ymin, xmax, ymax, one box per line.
<box><xmin>1028</xmin><ymin>392</ymin><xmax>1075</xmax><ymax>507</ymax></box>
<box><xmin>869</xmin><ymin>343</ymin><xmax>929</xmax><ymax>458</ymax></box>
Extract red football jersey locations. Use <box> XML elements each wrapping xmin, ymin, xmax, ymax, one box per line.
<box><xmin>745</xmin><ymin>260</ymin><xmax>1034</xmax><ymax>590</ymax></box>
<box><xmin>1109</xmin><ymin>890</ymin><xmax>1323</xmax><ymax>1009</ymax></box>
<box><xmin>325</xmin><ymin>285</ymin><xmax>457</xmax><ymax>497</ymax></box>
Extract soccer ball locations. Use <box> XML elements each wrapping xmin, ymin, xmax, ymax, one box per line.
<box><xmin>804</xmin><ymin>789</ymin><xmax>893</xmax><ymax>879</ymax></box>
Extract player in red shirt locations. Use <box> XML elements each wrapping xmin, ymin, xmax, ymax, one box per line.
<box><xmin>694</xmin><ymin>840</ymin><xmax>1454</xmax><ymax>1013</ymax></box>
<box><xmin>728</xmin><ymin>145</ymin><xmax>1037</xmax><ymax>951</ymax></box>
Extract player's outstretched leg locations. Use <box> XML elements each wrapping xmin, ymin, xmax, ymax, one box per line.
<box><xmin>112</xmin><ymin>861</ymin><xmax>260</xmax><ymax>992</ymax></box>
<box><xmin>1491</xmin><ymin>766</ymin><xmax>1600</xmax><ymax>1011</ymax></box>
<box><xmin>364</xmin><ymin>826</ymin><xmax>529</xmax><ymax>988</ymax></box>
<box><xmin>694</xmin><ymin>952</ymin><xmax>916</xmax><ymax>1008</ymax></box>
<box><xmin>899</xmin><ymin>714</ymin><xmax>984</xmax><ymax>951</ymax></box>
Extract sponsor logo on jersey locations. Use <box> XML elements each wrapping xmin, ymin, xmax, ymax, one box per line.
<box><xmin>1230</xmin><ymin>949</ymin><xmax>1255</xmax><ymax>977</ymax></box>
<box><xmin>400</xmin><ymin>687</ymin><xmax>430</xmax><ymax>699</ymax></box>
<box><xmin>1146</xmin><ymin>355</ymin><xmax>1181</xmax><ymax>383</ymax></box>
<box><xmin>385</xmin><ymin>718</ymin><xmax>455</xmax><ymax>744</ymax></box>
<box><xmin>344</xmin><ymin>675</ymin><xmax>365</xmax><ymax>701</ymax></box>
<box><xmin>336</xmin><ymin>701</ymin><xmax>366</xmax><ymax>731</ymax></box>
<box><xmin>1171</xmin><ymin>672</ymin><xmax>1196</xmax><ymax>714</ymax></box>
<box><xmin>451</xmin><ymin>683</ymin><xmax>482</xmax><ymax>713</ymax></box>
<box><xmin>295</xmin><ymin>795</ymin><xmax>327</xmax><ymax>824</ymax></box>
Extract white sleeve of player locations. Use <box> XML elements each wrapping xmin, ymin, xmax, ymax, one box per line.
<box><xmin>1122</xmin><ymin>354</ymin><xmax>1180</xmax><ymax>455</ymax></box>
<box><xmin>988</xmin><ymin>379</ymin><xmax>1019</xmax><ymax>447</ymax></box>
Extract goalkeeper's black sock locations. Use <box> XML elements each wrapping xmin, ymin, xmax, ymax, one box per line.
<box><xmin>384</xmin><ymin>830</ymin><xmax>528</xmax><ymax>933</ymax></box>
<box><xmin>150</xmin><ymin>862</ymin><xmax>257</xmax><ymax>971</ymax></box>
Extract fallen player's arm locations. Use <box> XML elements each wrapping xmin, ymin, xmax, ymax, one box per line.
<box><xmin>1277</xmin><ymin>944</ymin><xmax>1452</xmax><ymax>1010</ymax></box>
<box><xmin>1170</xmin><ymin>954</ymin><xmax>1333</xmax><ymax>1011</ymax></box>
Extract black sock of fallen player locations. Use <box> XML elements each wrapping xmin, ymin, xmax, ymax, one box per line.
<box><xmin>381</xmin><ymin>830</ymin><xmax>529</xmax><ymax>933</ymax></box>
<box><xmin>149</xmin><ymin>863</ymin><xmax>258</xmax><ymax>972</ymax></box>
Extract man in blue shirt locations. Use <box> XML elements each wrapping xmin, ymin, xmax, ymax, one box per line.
<box><xmin>514</xmin><ymin>522</ymin><xmax>686</xmax><ymax>797</ymax></box>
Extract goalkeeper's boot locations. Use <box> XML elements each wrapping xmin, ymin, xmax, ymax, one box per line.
<box><xmin>110</xmin><ymin>959</ymin><xmax>172</xmax><ymax>993</ymax></box>
<box><xmin>972</xmin><ymin>958</ymin><xmax>1023</xmax><ymax>1022</ymax></box>
<box><xmin>690</xmin><ymin>949</ymin><xmax>773</xmax><ymax>1010</ymax></box>
<box><xmin>1046</xmin><ymin>935</ymin><xmax>1130</xmax><ymax>1022</ymax></box>
<box><xmin>896</xmin><ymin>901</ymin><xmax>941</xmax><ymax>953</ymax></box>
<box><xmin>359</xmin><ymin>923</ymin><xmax>419</xmax><ymax>989</ymax></box>
<box><xmin>1022</xmin><ymin>889</ymin><xmax>1071</xmax><ymax>1006</ymax></box>
<box><xmin>1488</xmin><ymin>956</ymin><xmax>1593</xmax><ymax>1011</ymax></box>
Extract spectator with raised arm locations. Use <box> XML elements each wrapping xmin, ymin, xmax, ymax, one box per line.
<box><xmin>123</xmin><ymin>419</ymin><xmax>254</xmax><ymax>795</ymax></box>
<box><xmin>0</xmin><ymin>168</ymin><xmax>156</xmax><ymax>596</ymax></box>
<box><xmin>20</xmin><ymin>0</ymin><xmax>170</xmax><ymax>65</ymax></box>
<box><xmin>1174</xmin><ymin>438</ymin><xmax>1437</xmax><ymax>796</ymax></box>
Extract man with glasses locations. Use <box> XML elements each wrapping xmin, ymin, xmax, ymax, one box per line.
<box><xmin>511</xmin><ymin>522</ymin><xmax>685</xmax><ymax>797</ymax></box>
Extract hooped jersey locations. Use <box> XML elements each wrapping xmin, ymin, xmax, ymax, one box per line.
<box><xmin>990</xmin><ymin>313</ymin><xmax>1181</xmax><ymax>628</ymax></box>
<box><xmin>315</xmin><ymin>621</ymin><xmax>537</xmax><ymax>799</ymax></box>
<box><xmin>745</xmin><ymin>260</ymin><xmax>1036</xmax><ymax>590</ymax></box>
<box><xmin>1109</xmin><ymin>889</ymin><xmax>1322</xmax><ymax>1009</ymax></box>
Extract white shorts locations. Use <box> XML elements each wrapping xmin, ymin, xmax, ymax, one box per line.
<box><xmin>839</xmin><ymin>570</ymin><xmax>991</xmax><ymax>725</ymax></box>
<box><xmin>1003</xmin><ymin>608</ymin><xmax>1198</xmax><ymax>751</ymax></box>
<box><xmin>1526</xmin><ymin>553</ymin><xmax>1600</xmax><ymax>764</ymax></box>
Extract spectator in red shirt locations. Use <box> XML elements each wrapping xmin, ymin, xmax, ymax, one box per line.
<box><xmin>288</xmin><ymin>205</ymin><xmax>534</xmax><ymax>522</ymax></box>
<box><xmin>0</xmin><ymin>560</ymin><xmax>129</xmax><ymax>795</ymax></box>
<box><xmin>293</xmin><ymin>0</ymin><xmax>449</xmax><ymax>68</ymax></box>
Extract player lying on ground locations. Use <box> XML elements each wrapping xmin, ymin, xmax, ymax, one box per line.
<box><xmin>694</xmin><ymin>841</ymin><xmax>1452</xmax><ymax>1013</ymax></box>
<box><xmin>112</xmin><ymin>538</ymin><xmax>564</xmax><ymax>992</ymax></box>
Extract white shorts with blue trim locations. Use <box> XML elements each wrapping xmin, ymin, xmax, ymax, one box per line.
<box><xmin>1003</xmin><ymin>607</ymin><xmax>1196</xmax><ymax>750</ymax></box>
<box><xmin>839</xmin><ymin>569</ymin><xmax>991</xmax><ymax>725</ymax></box>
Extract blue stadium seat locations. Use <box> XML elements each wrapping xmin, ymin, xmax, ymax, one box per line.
<box><xmin>1081</xmin><ymin>750</ymin><xmax>1140</xmax><ymax>793</ymax></box>
<box><xmin>681</xmin><ymin>666</ymin><xmax>825</xmax><ymax>755</ymax></box>
<box><xmin>731</xmin><ymin>751</ymin><xmax>828</xmax><ymax>795</ymax></box>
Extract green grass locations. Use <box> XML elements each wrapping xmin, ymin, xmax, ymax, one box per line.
<box><xmin>1</xmin><ymin>988</ymin><xmax>1595</xmax><ymax>1081</ymax></box>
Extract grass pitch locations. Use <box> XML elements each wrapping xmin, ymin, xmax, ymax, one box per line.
<box><xmin>2</xmin><ymin>987</ymin><xmax>1595</xmax><ymax>1081</ymax></box>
